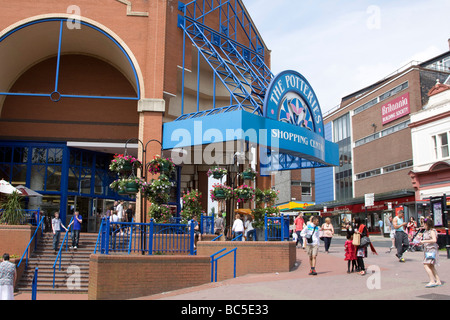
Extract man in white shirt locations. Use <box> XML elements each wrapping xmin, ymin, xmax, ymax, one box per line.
<box><xmin>301</xmin><ymin>216</ymin><xmax>321</xmax><ymax>275</ymax></box>
<box><xmin>232</xmin><ymin>214</ymin><xmax>244</xmax><ymax>241</ymax></box>
<box><xmin>117</xmin><ymin>200</ymin><xmax>124</xmax><ymax>221</ymax></box>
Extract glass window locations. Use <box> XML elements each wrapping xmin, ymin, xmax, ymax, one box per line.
<box><xmin>440</xmin><ymin>133</ymin><xmax>449</xmax><ymax>158</ymax></box>
<box><xmin>46</xmin><ymin>166</ymin><xmax>62</xmax><ymax>191</ymax></box>
<box><xmin>433</xmin><ymin>135</ymin><xmax>438</xmax><ymax>158</ymax></box>
<box><xmin>0</xmin><ymin>146</ymin><xmax>12</xmax><ymax>163</ymax></box>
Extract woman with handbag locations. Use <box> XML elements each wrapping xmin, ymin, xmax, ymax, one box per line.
<box><xmin>353</xmin><ymin>217</ymin><xmax>377</xmax><ymax>275</ymax></box>
<box><xmin>420</xmin><ymin>218</ymin><xmax>442</xmax><ymax>288</ymax></box>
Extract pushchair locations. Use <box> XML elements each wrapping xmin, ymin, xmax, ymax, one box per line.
<box><xmin>408</xmin><ymin>228</ymin><xmax>424</xmax><ymax>252</ymax></box>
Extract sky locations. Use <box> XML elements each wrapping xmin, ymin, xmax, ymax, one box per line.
<box><xmin>243</xmin><ymin>0</ymin><xmax>450</xmax><ymax>113</ymax></box>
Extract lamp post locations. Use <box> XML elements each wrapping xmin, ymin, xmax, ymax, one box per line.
<box><xmin>224</xmin><ymin>152</ymin><xmax>253</xmax><ymax>240</ymax></box>
<box><xmin>124</xmin><ymin>138</ymin><xmax>163</xmax><ymax>224</ymax></box>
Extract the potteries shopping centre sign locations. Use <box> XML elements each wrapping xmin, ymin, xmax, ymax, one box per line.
<box><xmin>163</xmin><ymin>70</ymin><xmax>338</xmax><ymax>167</ymax></box>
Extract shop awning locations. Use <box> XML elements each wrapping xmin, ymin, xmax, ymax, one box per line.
<box><xmin>275</xmin><ymin>201</ymin><xmax>315</xmax><ymax>211</ymax></box>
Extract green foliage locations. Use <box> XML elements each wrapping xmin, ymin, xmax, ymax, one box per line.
<box><xmin>0</xmin><ymin>191</ymin><xmax>25</xmax><ymax>225</ymax></box>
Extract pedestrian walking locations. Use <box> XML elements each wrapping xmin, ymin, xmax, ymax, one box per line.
<box><xmin>214</xmin><ymin>212</ymin><xmax>224</xmax><ymax>237</ymax></box>
<box><xmin>354</xmin><ymin>216</ymin><xmax>377</xmax><ymax>275</ymax></box>
<box><xmin>51</xmin><ymin>211</ymin><xmax>68</xmax><ymax>253</ymax></box>
<box><xmin>0</xmin><ymin>253</ymin><xmax>16</xmax><ymax>300</ymax></box>
<box><xmin>321</xmin><ymin>217</ymin><xmax>334</xmax><ymax>253</ymax></box>
<box><xmin>344</xmin><ymin>233</ymin><xmax>357</xmax><ymax>273</ymax></box>
<box><xmin>68</xmin><ymin>211</ymin><xmax>82</xmax><ymax>249</ymax></box>
<box><xmin>420</xmin><ymin>218</ymin><xmax>442</xmax><ymax>288</ymax></box>
<box><xmin>301</xmin><ymin>216</ymin><xmax>320</xmax><ymax>275</ymax></box>
<box><xmin>393</xmin><ymin>210</ymin><xmax>409</xmax><ymax>262</ymax></box>
<box><xmin>388</xmin><ymin>215</ymin><xmax>395</xmax><ymax>252</ymax></box>
<box><xmin>188</xmin><ymin>215</ymin><xmax>202</xmax><ymax>248</ymax></box>
<box><xmin>294</xmin><ymin>213</ymin><xmax>305</xmax><ymax>248</ymax></box>
<box><xmin>245</xmin><ymin>215</ymin><xmax>256</xmax><ymax>241</ymax></box>
<box><xmin>232</xmin><ymin>214</ymin><xmax>244</xmax><ymax>241</ymax></box>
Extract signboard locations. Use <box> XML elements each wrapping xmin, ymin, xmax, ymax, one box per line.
<box><xmin>163</xmin><ymin>70</ymin><xmax>339</xmax><ymax>169</ymax></box>
<box><xmin>430</xmin><ymin>195</ymin><xmax>447</xmax><ymax>227</ymax></box>
<box><xmin>365</xmin><ymin>193</ymin><xmax>375</xmax><ymax>207</ymax></box>
<box><xmin>381</xmin><ymin>92</ymin><xmax>410</xmax><ymax>125</ymax></box>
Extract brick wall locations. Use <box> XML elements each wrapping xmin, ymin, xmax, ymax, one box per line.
<box><xmin>0</xmin><ymin>225</ymin><xmax>36</xmax><ymax>258</ymax></box>
<box><xmin>88</xmin><ymin>254</ymin><xmax>211</xmax><ymax>300</ymax></box>
<box><xmin>197</xmin><ymin>241</ymin><xmax>296</xmax><ymax>282</ymax></box>
<box><xmin>88</xmin><ymin>240</ymin><xmax>296</xmax><ymax>300</ymax></box>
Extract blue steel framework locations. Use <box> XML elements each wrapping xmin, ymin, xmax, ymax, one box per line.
<box><xmin>177</xmin><ymin>0</ymin><xmax>273</xmax><ymax>119</ymax></box>
<box><xmin>175</xmin><ymin>0</ymin><xmax>334</xmax><ymax>172</ymax></box>
<box><xmin>0</xmin><ymin>18</ymin><xmax>140</xmax><ymax>101</ymax></box>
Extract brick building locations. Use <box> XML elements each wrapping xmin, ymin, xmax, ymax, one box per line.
<box><xmin>0</xmin><ymin>0</ymin><xmax>338</xmax><ymax>232</ymax></box>
<box><xmin>313</xmin><ymin>46</ymin><xmax>450</xmax><ymax>233</ymax></box>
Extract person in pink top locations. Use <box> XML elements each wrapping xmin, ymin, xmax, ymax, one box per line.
<box><xmin>294</xmin><ymin>213</ymin><xmax>305</xmax><ymax>248</ymax></box>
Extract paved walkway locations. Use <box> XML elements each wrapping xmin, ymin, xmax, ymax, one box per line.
<box><xmin>14</xmin><ymin>236</ymin><xmax>450</xmax><ymax>300</ymax></box>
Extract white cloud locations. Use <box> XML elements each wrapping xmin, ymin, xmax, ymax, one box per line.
<box><xmin>243</xmin><ymin>0</ymin><xmax>450</xmax><ymax>113</ymax></box>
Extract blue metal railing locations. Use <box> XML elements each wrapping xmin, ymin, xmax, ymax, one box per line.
<box><xmin>97</xmin><ymin>218</ymin><xmax>196</xmax><ymax>256</ymax></box>
<box><xmin>265</xmin><ymin>214</ymin><xmax>290</xmax><ymax>241</ymax></box>
<box><xmin>52</xmin><ymin>217</ymin><xmax>73</xmax><ymax>288</ymax></box>
<box><xmin>17</xmin><ymin>216</ymin><xmax>45</xmax><ymax>270</ymax></box>
<box><xmin>210</xmin><ymin>248</ymin><xmax>237</xmax><ymax>282</ymax></box>
<box><xmin>231</xmin><ymin>233</ymin><xmax>243</xmax><ymax>241</ymax></box>
<box><xmin>31</xmin><ymin>267</ymin><xmax>38</xmax><ymax>300</ymax></box>
<box><xmin>200</xmin><ymin>213</ymin><xmax>214</xmax><ymax>235</ymax></box>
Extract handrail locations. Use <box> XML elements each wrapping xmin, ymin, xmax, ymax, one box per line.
<box><xmin>211</xmin><ymin>248</ymin><xmax>237</xmax><ymax>282</ymax></box>
<box><xmin>211</xmin><ymin>234</ymin><xmax>223</xmax><ymax>241</ymax></box>
<box><xmin>17</xmin><ymin>216</ymin><xmax>45</xmax><ymax>269</ymax></box>
<box><xmin>210</xmin><ymin>248</ymin><xmax>227</xmax><ymax>282</ymax></box>
<box><xmin>231</xmin><ymin>233</ymin><xmax>243</xmax><ymax>241</ymax></box>
<box><xmin>52</xmin><ymin>217</ymin><xmax>73</xmax><ymax>289</ymax></box>
<box><xmin>93</xmin><ymin>218</ymin><xmax>104</xmax><ymax>254</ymax></box>
<box><xmin>31</xmin><ymin>267</ymin><xmax>38</xmax><ymax>300</ymax></box>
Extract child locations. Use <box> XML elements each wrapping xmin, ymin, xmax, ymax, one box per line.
<box><xmin>51</xmin><ymin>212</ymin><xmax>68</xmax><ymax>253</ymax></box>
<box><xmin>344</xmin><ymin>233</ymin><xmax>357</xmax><ymax>273</ymax></box>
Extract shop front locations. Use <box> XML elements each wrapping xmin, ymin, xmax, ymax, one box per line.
<box><xmin>0</xmin><ymin>141</ymin><xmax>136</xmax><ymax>231</ymax></box>
<box><xmin>320</xmin><ymin>193</ymin><xmax>417</xmax><ymax>236</ymax></box>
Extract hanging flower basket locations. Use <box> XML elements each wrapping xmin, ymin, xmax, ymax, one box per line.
<box><xmin>255</xmin><ymin>188</ymin><xmax>279</xmax><ymax>204</ymax></box>
<box><xmin>109</xmin><ymin>154</ymin><xmax>142</xmax><ymax>175</ymax></box>
<box><xmin>148</xmin><ymin>155</ymin><xmax>175</xmax><ymax>177</ymax></box>
<box><xmin>207</xmin><ymin>167</ymin><xmax>228</xmax><ymax>180</ymax></box>
<box><xmin>148</xmin><ymin>204</ymin><xmax>173</xmax><ymax>223</ymax></box>
<box><xmin>234</xmin><ymin>184</ymin><xmax>255</xmax><ymax>202</ymax></box>
<box><xmin>210</xmin><ymin>183</ymin><xmax>233</xmax><ymax>202</ymax></box>
<box><xmin>109</xmin><ymin>177</ymin><xmax>145</xmax><ymax>195</ymax></box>
<box><xmin>141</xmin><ymin>176</ymin><xmax>173</xmax><ymax>204</ymax></box>
<box><xmin>241</xmin><ymin>167</ymin><xmax>257</xmax><ymax>180</ymax></box>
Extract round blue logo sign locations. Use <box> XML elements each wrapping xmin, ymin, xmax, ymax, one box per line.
<box><xmin>264</xmin><ymin>70</ymin><xmax>324</xmax><ymax>138</ymax></box>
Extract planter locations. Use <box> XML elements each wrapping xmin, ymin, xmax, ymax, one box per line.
<box><xmin>242</xmin><ymin>172</ymin><xmax>254</xmax><ymax>180</ymax></box>
<box><xmin>214</xmin><ymin>189</ymin><xmax>226</xmax><ymax>200</ymax></box>
<box><xmin>239</xmin><ymin>192</ymin><xmax>251</xmax><ymax>199</ymax></box>
<box><xmin>125</xmin><ymin>181</ymin><xmax>139</xmax><ymax>194</ymax></box>
<box><xmin>213</xmin><ymin>172</ymin><xmax>225</xmax><ymax>179</ymax></box>
<box><xmin>121</xmin><ymin>162</ymin><xmax>133</xmax><ymax>172</ymax></box>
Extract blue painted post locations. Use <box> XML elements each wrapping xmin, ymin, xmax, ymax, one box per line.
<box><xmin>190</xmin><ymin>219</ymin><xmax>195</xmax><ymax>255</ymax></box>
<box><xmin>281</xmin><ymin>214</ymin><xmax>284</xmax><ymax>242</ymax></box>
<box><xmin>31</xmin><ymin>267</ymin><xmax>38</xmax><ymax>301</ymax></box>
<box><xmin>233</xmin><ymin>249</ymin><xmax>237</xmax><ymax>278</ymax></box>
<box><xmin>104</xmin><ymin>217</ymin><xmax>111</xmax><ymax>255</ymax></box>
<box><xmin>149</xmin><ymin>219</ymin><xmax>154</xmax><ymax>255</ymax></box>
<box><xmin>264</xmin><ymin>214</ymin><xmax>268</xmax><ymax>241</ymax></box>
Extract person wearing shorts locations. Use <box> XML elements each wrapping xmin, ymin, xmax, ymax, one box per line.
<box><xmin>301</xmin><ymin>216</ymin><xmax>321</xmax><ymax>275</ymax></box>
